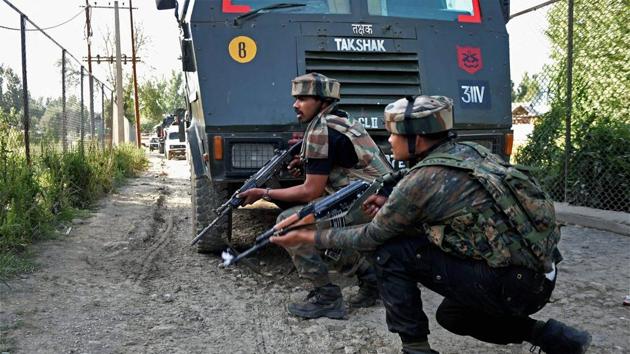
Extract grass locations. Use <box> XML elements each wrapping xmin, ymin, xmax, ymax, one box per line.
<box><xmin>0</xmin><ymin>129</ymin><xmax>148</xmax><ymax>281</ymax></box>
<box><xmin>0</xmin><ymin>250</ymin><xmax>37</xmax><ymax>280</ymax></box>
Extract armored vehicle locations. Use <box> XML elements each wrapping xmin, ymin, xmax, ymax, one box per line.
<box><xmin>156</xmin><ymin>0</ymin><xmax>513</xmax><ymax>252</ymax></box>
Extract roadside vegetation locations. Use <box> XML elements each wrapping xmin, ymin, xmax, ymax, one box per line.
<box><xmin>514</xmin><ymin>0</ymin><xmax>629</xmax><ymax>211</ymax></box>
<box><xmin>0</xmin><ymin>113</ymin><xmax>148</xmax><ymax>280</ymax></box>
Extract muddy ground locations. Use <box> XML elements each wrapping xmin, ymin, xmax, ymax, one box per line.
<box><xmin>1</xmin><ymin>153</ymin><xmax>629</xmax><ymax>354</ymax></box>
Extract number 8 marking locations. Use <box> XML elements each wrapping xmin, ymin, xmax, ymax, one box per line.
<box><xmin>229</xmin><ymin>36</ymin><xmax>257</xmax><ymax>63</ymax></box>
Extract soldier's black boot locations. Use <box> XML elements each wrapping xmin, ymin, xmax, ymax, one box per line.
<box><xmin>348</xmin><ymin>265</ymin><xmax>379</xmax><ymax>308</ymax></box>
<box><xmin>401</xmin><ymin>340</ymin><xmax>439</xmax><ymax>354</ymax></box>
<box><xmin>530</xmin><ymin>319</ymin><xmax>591</xmax><ymax>354</ymax></box>
<box><xmin>287</xmin><ymin>284</ymin><xmax>346</xmax><ymax>319</ymax></box>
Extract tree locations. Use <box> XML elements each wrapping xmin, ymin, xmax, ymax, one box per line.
<box><xmin>99</xmin><ymin>24</ymin><xmax>149</xmax><ymax>89</ymax></box>
<box><xmin>37</xmin><ymin>98</ymin><xmax>64</xmax><ymax>139</ymax></box>
<box><xmin>163</xmin><ymin>71</ymin><xmax>185</xmax><ymax>114</ymax></box>
<box><xmin>0</xmin><ymin>65</ymin><xmax>23</xmax><ymax>127</ymax></box>
<box><xmin>137</xmin><ymin>71</ymin><xmax>185</xmax><ymax>130</ymax></box>
<box><xmin>512</xmin><ymin>72</ymin><xmax>542</xmax><ymax>103</ymax></box>
<box><xmin>516</xmin><ymin>0</ymin><xmax>630</xmax><ymax>210</ymax></box>
<box><xmin>545</xmin><ymin>0</ymin><xmax>629</xmax><ymax>125</ymax></box>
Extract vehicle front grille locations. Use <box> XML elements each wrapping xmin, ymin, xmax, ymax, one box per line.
<box><xmin>231</xmin><ymin>143</ymin><xmax>275</xmax><ymax>169</ymax></box>
<box><xmin>305</xmin><ymin>51</ymin><xmax>421</xmax><ymax>122</ymax></box>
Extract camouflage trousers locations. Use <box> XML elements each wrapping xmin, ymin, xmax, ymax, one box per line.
<box><xmin>277</xmin><ymin>205</ymin><xmax>372</xmax><ymax>288</ymax></box>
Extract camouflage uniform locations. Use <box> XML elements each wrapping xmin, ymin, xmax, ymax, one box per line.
<box><xmin>273</xmin><ymin>73</ymin><xmax>394</xmax><ymax>319</ymax></box>
<box><xmin>282</xmin><ymin>94</ymin><xmax>392</xmax><ymax>288</ymax></box>
<box><xmin>300</xmin><ymin>105</ymin><xmax>393</xmax><ymax>194</ymax></box>
<box><xmin>313</xmin><ymin>96</ymin><xmax>590</xmax><ymax>352</ymax></box>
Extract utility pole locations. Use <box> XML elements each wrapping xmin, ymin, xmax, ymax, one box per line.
<box><xmin>82</xmin><ymin>1</ymin><xmax>140</xmax><ymax>146</ymax></box>
<box><xmin>113</xmin><ymin>0</ymin><xmax>125</xmax><ymax>145</ymax></box>
<box><xmin>85</xmin><ymin>0</ymin><xmax>95</xmax><ymax>138</ymax></box>
<box><xmin>129</xmin><ymin>0</ymin><xmax>141</xmax><ymax>148</ymax></box>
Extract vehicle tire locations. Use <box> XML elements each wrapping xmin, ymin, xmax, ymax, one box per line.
<box><xmin>191</xmin><ymin>170</ymin><xmax>231</xmax><ymax>253</ymax></box>
<box><xmin>167</xmin><ymin>151</ymin><xmax>172</xmax><ymax>160</ymax></box>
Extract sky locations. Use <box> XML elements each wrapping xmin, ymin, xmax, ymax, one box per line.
<box><xmin>0</xmin><ymin>0</ymin><xmax>552</xmax><ymax>99</ymax></box>
<box><xmin>506</xmin><ymin>2</ymin><xmax>552</xmax><ymax>84</ymax></box>
<box><xmin>0</xmin><ymin>0</ymin><xmax>181</xmax><ymax>98</ymax></box>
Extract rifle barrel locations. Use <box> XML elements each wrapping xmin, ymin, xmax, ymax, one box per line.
<box><xmin>226</xmin><ymin>237</ymin><xmax>271</xmax><ymax>266</ymax></box>
<box><xmin>191</xmin><ymin>207</ymin><xmax>230</xmax><ymax>245</ymax></box>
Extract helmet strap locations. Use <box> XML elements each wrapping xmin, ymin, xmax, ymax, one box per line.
<box><xmin>403</xmin><ymin>96</ymin><xmax>418</xmax><ymax>159</ymax></box>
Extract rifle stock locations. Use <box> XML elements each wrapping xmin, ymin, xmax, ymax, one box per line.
<box><xmin>191</xmin><ymin>140</ymin><xmax>302</xmax><ymax>246</ymax></box>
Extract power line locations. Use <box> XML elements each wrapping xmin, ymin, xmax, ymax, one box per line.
<box><xmin>0</xmin><ymin>8</ymin><xmax>84</xmax><ymax>31</ymax></box>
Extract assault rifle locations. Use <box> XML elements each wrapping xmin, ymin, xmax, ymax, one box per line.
<box><xmin>222</xmin><ymin>179</ymin><xmax>382</xmax><ymax>266</ymax></box>
<box><xmin>191</xmin><ymin>140</ymin><xmax>303</xmax><ymax>246</ymax></box>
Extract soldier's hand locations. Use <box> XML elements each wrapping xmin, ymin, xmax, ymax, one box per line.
<box><xmin>238</xmin><ymin>188</ymin><xmax>264</xmax><ymax>206</ymax></box>
<box><xmin>362</xmin><ymin>194</ymin><xmax>388</xmax><ymax>218</ymax></box>
<box><xmin>270</xmin><ymin>229</ymin><xmax>315</xmax><ymax>248</ymax></box>
<box><xmin>287</xmin><ymin>155</ymin><xmax>303</xmax><ymax>177</ymax></box>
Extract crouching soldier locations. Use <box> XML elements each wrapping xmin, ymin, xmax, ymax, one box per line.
<box><xmin>239</xmin><ymin>73</ymin><xmax>393</xmax><ymax>319</ymax></box>
<box><xmin>271</xmin><ymin>95</ymin><xmax>591</xmax><ymax>353</ymax></box>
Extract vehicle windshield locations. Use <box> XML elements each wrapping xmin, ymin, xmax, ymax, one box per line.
<box><xmin>225</xmin><ymin>0</ymin><xmax>350</xmax><ymax>14</ymax></box>
<box><xmin>367</xmin><ymin>0</ymin><xmax>474</xmax><ymax>20</ymax></box>
<box><xmin>168</xmin><ymin>132</ymin><xmax>179</xmax><ymax>140</ymax></box>
<box><xmin>224</xmin><ymin>0</ymin><xmax>475</xmax><ymax>21</ymax></box>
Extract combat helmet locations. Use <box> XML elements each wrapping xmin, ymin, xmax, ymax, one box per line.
<box><xmin>384</xmin><ymin>95</ymin><xmax>453</xmax><ymax>135</ymax></box>
<box><xmin>291</xmin><ymin>72</ymin><xmax>340</xmax><ymax>101</ymax></box>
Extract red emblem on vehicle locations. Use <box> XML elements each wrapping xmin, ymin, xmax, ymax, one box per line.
<box><xmin>457</xmin><ymin>46</ymin><xmax>483</xmax><ymax>74</ymax></box>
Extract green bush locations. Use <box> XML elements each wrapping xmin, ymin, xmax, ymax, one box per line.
<box><xmin>514</xmin><ymin>0</ymin><xmax>629</xmax><ymax>212</ymax></box>
<box><xmin>515</xmin><ymin>106</ymin><xmax>566</xmax><ymax>201</ymax></box>
<box><xmin>568</xmin><ymin>120</ymin><xmax>630</xmax><ymax>211</ymax></box>
<box><xmin>0</xmin><ymin>139</ymin><xmax>49</xmax><ymax>254</ymax></box>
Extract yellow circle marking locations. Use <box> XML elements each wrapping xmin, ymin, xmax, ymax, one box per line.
<box><xmin>228</xmin><ymin>36</ymin><xmax>257</xmax><ymax>63</ymax></box>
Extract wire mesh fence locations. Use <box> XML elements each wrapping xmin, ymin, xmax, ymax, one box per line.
<box><xmin>510</xmin><ymin>0</ymin><xmax>629</xmax><ymax>212</ymax></box>
<box><xmin>0</xmin><ymin>0</ymin><xmax>121</xmax><ymax>161</ymax></box>
<box><xmin>2</xmin><ymin>0</ymin><xmax>628</xmax><ymax>213</ymax></box>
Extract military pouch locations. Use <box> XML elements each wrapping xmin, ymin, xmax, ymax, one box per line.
<box><xmin>413</xmin><ymin>141</ymin><xmax>560</xmax><ymax>273</ymax></box>
<box><xmin>504</xmin><ymin>168</ymin><xmax>555</xmax><ymax>233</ymax></box>
<box><xmin>324</xmin><ymin>248</ymin><xmax>343</xmax><ymax>262</ymax></box>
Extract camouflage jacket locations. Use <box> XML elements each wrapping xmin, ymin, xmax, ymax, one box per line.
<box><xmin>316</xmin><ymin>140</ymin><xmax>560</xmax><ymax>272</ymax></box>
<box><xmin>301</xmin><ymin>104</ymin><xmax>393</xmax><ymax>194</ymax></box>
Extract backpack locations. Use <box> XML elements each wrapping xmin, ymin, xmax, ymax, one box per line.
<box><xmin>414</xmin><ymin>142</ymin><xmax>561</xmax><ymax>272</ymax></box>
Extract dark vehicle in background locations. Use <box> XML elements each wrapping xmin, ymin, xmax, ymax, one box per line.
<box><xmin>153</xmin><ymin>109</ymin><xmax>186</xmax><ymax>154</ymax></box>
<box><xmin>149</xmin><ymin>137</ymin><xmax>160</xmax><ymax>151</ymax></box>
<box><xmin>156</xmin><ymin>0</ymin><xmax>513</xmax><ymax>252</ymax></box>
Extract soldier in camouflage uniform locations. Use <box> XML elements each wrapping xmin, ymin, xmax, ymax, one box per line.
<box><xmin>271</xmin><ymin>96</ymin><xmax>591</xmax><ymax>353</ymax></box>
<box><xmin>239</xmin><ymin>73</ymin><xmax>393</xmax><ymax>320</ymax></box>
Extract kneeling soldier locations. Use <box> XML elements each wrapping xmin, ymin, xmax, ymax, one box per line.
<box><xmin>271</xmin><ymin>96</ymin><xmax>591</xmax><ymax>353</ymax></box>
<box><xmin>239</xmin><ymin>73</ymin><xmax>393</xmax><ymax>319</ymax></box>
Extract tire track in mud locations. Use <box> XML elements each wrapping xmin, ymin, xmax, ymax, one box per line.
<box><xmin>125</xmin><ymin>186</ymin><xmax>175</xmax><ymax>286</ymax></box>
<box><xmin>253</xmin><ymin>301</ymin><xmax>270</xmax><ymax>354</ymax></box>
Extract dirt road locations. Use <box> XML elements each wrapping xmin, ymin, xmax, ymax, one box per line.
<box><xmin>1</xmin><ymin>153</ymin><xmax>629</xmax><ymax>353</ymax></box>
